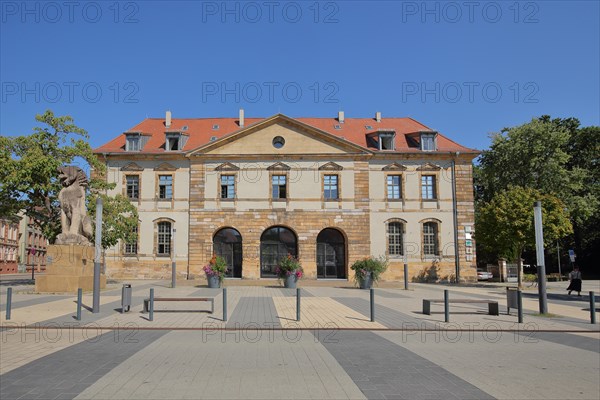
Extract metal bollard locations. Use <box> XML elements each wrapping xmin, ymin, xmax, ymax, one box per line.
<box><xmin>76</xmin><ymin>288</ymin><xmax>82</xmax><ymax>321</ymax></box>
<box><xmin>370</xmin><ymin>288</ymin><xmax>375</xmax><ymax>322</ymax></box>
<box><xmin>590</xmin><ymin>292</ymin><xmax>596</xmax><ymax>324</ymax></box>
<box><xmin>444</xmin><ymin>289</ymin><xmax>449</xmax><ymax>323</ymax></box>
<box><xmin>6</xmin><ymin>287</ymin><xmax>12</xmax><ymax>320</ymax></box>
<box><xmin>149</xmin><ymin>288</ymin><xmax>154</xmax><ymax>321</ymax></box>
<box><xmin>517</xmin><ymin>289</ymin><xmax>523</xmax><ymax>324</ymax></box>
<box><xmin>296</xmin><ymin>288</ymin><xmax>301</xmax><ymax>322</ymax></box>
<box><xmin>404</xmin><ymin>263</ymin><xmax>409</xmax><ymax>290</ymax></box>
<box><xmin>223</xmin><ymin>288</ymin><xmax>227</xmax><ymax>322</ymax></box>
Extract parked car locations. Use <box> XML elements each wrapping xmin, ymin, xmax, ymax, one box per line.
<box><xmin>477</xmin><ymin>269</ymin><xmax>493</xmax><ymax>281</ymax></box>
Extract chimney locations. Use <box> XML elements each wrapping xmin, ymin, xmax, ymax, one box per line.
<box><xmin>338</xmin><ymin>111</ymin><xmax>345</xmax><ymax>123</ymax></box>
<box><xmin>375</xmin><ymin>111</ymin><xmax>381</xmax><ymax>122</ymax></box>
<box><xmin>165</xmin><ymin>110</ymin><xmax>172</xmax><ymax>128</ymax></box>
<box><xmin>239</xmin><ymin>108</ymin><xmax>245</xmax><ymax>128</ymax></box>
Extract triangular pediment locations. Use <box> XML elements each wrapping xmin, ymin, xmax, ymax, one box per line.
<box><xmin>154</xmin><ymin>162</ymin><xmax>177</xmax><ymax>171</ymax></box>
<box><xmin>318</xmin><ymin>162</ymin><xmax>343</xmax><ymax>171</ymax></box>
<box><xmin>267</xmin><ymin>162</ymin><xmax>291</xmax><ymax>171</ymax></box>
<box><xmin>382</xmin><ymin>162</ymin><xmax>407</xmax><ymax>171</ymax></box>
<box><xmin>121</xmin><ymin>162</ymin><xmax>144</xmax><ymax>171</ymax></box>
<box><xmin>214</xmin><ymin>162</ymin><xmax>240</xmax><ymax>171</ymax></box>
<box><xmin>186</xmin><ymin>114</ymin><xmax>371</xmax><ymax>157</ymax></box>
<box><xmin>416</xmin><ymin>162</ymin><xmax>441</xmax><ymax>171</ymax></box>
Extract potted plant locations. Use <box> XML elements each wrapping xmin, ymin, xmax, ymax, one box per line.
<box><xmin>276</xmin><ymin>254</ymin><xmax>303</xmax><ymax>289</ymax></box>
<box><xmin>351</xmin><ymin>257</ymin><xmax>388</xmax><ymax>289</ymax></box>
<box><xmin>203</xmin><ymin>255</ymin><xmax>228</xmax><ymax>288</ymax></box>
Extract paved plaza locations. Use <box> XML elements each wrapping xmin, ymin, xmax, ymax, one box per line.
<box><xmin>1</xmin><ymin>278</ymin><xmax>599</xmax><ymax>399</ymax></box>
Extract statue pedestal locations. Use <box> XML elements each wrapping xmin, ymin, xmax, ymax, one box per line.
<box><xmin>35</xmin><ymin>245</ymin><xmax>106</xmax><ymax>293</ymax></box>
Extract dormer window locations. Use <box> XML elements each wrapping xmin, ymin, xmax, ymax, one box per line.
<box><xmin>421</xmin><ymin>133</ymin><xmax>437</xmax><ymax>151</ymax></box>
<box><xmin>166</xmin><ymin>133</ymin><xmax>181</xmax><ymax>151</ymax></box>
<box><xmin>125</xmin><ymin>133</ymin><xmax>141</xmax><ymax>152</ymax></box>
<box><xmin>378</xmin><ymin>131</ymin><xmax>395</xmax><ymax>151</ymax></box>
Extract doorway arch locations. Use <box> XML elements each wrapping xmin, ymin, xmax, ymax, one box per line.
<box><xmin>317</xmin><ymin>228</ymin><xmax>346</xmax><ymax>279</ymax></box>
<box><xmin>260</xmin><ymin>226</ymin><xmax>297</xmax><ymax>278</ymax></box>
<box><xmin>213</xmin><ymin>228</ymin><xmax>243</xmax><ymax>278</ymax></box>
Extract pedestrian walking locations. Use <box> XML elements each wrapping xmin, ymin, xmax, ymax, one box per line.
<box><xmin>566</xmin><ymin>266</ymin><xmax>582</xmax><ymax>296</ymax></box>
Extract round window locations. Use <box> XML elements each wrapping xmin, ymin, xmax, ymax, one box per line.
<box><xmin>272</xmin><ymin>136</ymin><xmax>285</xmax><ymax>149</ymax></box>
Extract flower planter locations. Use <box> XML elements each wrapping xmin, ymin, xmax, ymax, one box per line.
<box><xmin>359</xmin><ymin>272</ymin><xmax>373</xmax><ymax>289</ymax></box>
<box><xmin>207</xmin><ymin>275</ymin><xmax>221</xmax><ymax>288</ymax></box>
<box><xmin>284</xmin><ymin>274</ymin><xmax>297</xmax><ymax>289</ymax></box>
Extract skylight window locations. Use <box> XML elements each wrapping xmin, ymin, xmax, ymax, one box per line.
<box><xmin>365</xmin><ymin>125</ymin><xmax>373</xmax><ymax>130</ymax></box>
<box><xmin>334</xmin><ymin>124</ymin><xmax>342</xmax><ymax>130</ymax></box>
<box><xmin>212</xmin><ymin>124</ymin><xmax>219</xmax><ymax>130</ymax></box>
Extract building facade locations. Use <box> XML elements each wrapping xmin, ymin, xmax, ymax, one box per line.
<box><xmin>17</xmin><ymin>214</ymin><xmax>48</xmax><ymax>274</ymax></box>
<box><xmin>94</xmin><ymin>112</ymin><xmax>479</xmax><ymax>282</ymax></box>
<box><xmin>0</xmin><ymin>218</ymin><xmax>19</xmax><ymax>274</ymax></box>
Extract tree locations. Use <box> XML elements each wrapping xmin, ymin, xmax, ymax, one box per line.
<box><xmin>0</xmin><ymin>110</ymin><xmax>135</xmax><ymax>248</ymax></box>
<box><xmin>476</xmin><ymin>186</ymin><xmax>572</xmax><ymax>285</ymax></box>
<box><xmin>475</xmin><ymin>116</ymin><xmax>599</xmax><ymax>273</ymax></box>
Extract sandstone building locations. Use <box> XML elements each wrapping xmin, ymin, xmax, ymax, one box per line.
<box><xmin>94</xmin><ymin>111</ymin><xmax>479</xmax><ymax>282</ymax></box>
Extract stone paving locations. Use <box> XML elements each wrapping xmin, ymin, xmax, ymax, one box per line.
<box><xmin>0</xmin><ymin>279</ymin><xmax>599</xmax><ymax>399</ymax></box>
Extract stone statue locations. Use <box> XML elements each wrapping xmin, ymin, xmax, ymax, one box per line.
<box><xmin>55</xmin><ymin>166</ymin><xmax>94</xmax><ymax>245</ymax></box>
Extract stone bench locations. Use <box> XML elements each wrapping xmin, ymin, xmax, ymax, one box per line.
<box><xmin>142</xmin><ymin>297</ymin><xmax>214</xmax><ymax>314</ymax></box>
<box><xmin>423</xmin><ymin>299</ymin><xmax>499</xmax><ymax>316</ymax></box>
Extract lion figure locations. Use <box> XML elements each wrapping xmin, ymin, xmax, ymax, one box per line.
<box><xmin>55</xmin><ymin>166</ymin><xmax>94</xmax><ymax>245</ymax></box>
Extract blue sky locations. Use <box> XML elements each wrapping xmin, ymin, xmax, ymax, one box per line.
<box><xmin>1</xmin><ymin>0</ymin><xmax>599</xmax><ymax>151</ymax></box>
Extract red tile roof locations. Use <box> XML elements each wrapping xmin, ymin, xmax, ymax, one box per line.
<box><xmin>93</xmin><ymin>115</ymin><xmax>478</xmax><ymax>154</ymax></box>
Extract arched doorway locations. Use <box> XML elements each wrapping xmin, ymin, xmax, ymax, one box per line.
<box><xmin>213</xmin><ymin>228</ymin><xmax>243</xmax><ymax>278</ymax></box>
<box><xmin>317</xmin><ymin>228</ymin><xmax>346</xmax><ymax>279</ymax></box>
<box><xmin>260</xmin><ymin>226</ymin><xmax>297</xmax><ymax>278</ymax></box>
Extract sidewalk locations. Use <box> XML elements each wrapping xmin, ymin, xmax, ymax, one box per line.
<box><xmin>1</xmin><ymin>281</ymin><xmax>599</xmax><ymax>400</ymax></box>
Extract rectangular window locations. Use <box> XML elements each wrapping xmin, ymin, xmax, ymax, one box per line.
<box><xmin>157</xmin><ymin>222</ymin><xmax>171</xmax><ymax>255</ymax></box>
<box><xmin>421</xmin><ymin>133</ymin><xmax>436</xmax><ymax>151</ymax></box>
<box><xmin>124</xmin><ymin>226</ymin><xmax>138</xmax><ymax>255</ymax></box>
<box><xmin>324</xmin><ymin>175</ymin><xmax>339</xmax><ymax>200</ymax></box>
<box><xmin>388</xmin><ymin>223</ymin><xmax>403</xmax><ymax>256</ymax></box>
<box><xmin>387</xmin><ymin>175</ymin><xmax>401</xmax><ymax>199</ymax></box>
<box><xmin>166</xmin><ymin>135</ymin><xmax>180</xmax><ymax>151</ymax></box>
<box><xmin>159</xmin><ymin>175</ymin><xmax>173</xmax><ymax>199</ymax></box>
<box><xmin>126</xmin><ymin>175</ymin><xmax>139</xmax><ymax>200</ymax></box>
<box><xmin>272</xmin><ymin>175</ymin><xmax>287</xmax><ymax>199</ymax></box>
<box><xmin>220</xmin><ymin>175</ymin><xmax>235</xmax><ymax>199</ymax></box>
<box><xmin>421</xmin><ymin>175</ymin><xmax>436</xmax><ymax>200</ymax></box>
<box><xmin>126</xmin><ymin>135</ymin><xmax>140</xmax><ymax>151</ymax></box>
<box><xmin>379</xmin><ymin>133</ymin><xmax>395</xmax><ymax>150</ymax></box>
<box><xmin>423</xmin><ymin>223</ymin><xmax>438</xmax><ymax>256</ymax></box>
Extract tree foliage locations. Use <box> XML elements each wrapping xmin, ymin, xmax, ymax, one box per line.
<box><xmin>0</xmin><ymin>110</ymin><xmax>136</xmax><ymax>248</ymax></box>
<box><xmin>477</xmin><ymin>186</ymin><xmax>572</xmax><ymax>261</ymax></box>
<box><xmin>475</xmin><ymin>116</ymin><xmax>599</xmax><ymax>270</ymax></box>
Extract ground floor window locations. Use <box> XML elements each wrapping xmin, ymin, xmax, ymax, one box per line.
<box><xmin>260</xmin><ymin>226</ymin><xmax>297</xmax><ymax>278</ymax></box>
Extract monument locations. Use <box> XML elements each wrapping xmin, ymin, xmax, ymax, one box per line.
<box><xmin>35</xmin><ymin>166</ymin><xmax>106</xmax><ymax>293</ymax></box>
